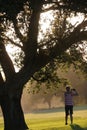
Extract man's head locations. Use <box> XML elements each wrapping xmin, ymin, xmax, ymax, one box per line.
<box><xmin>66</xmin><ymin>86</ymin><xmax>71</xmax><ymax>92</ymax></box>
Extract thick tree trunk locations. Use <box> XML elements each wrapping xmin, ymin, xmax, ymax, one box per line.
<box><xmin>0</xmin><ymin>95</ymin><xmax>29</xmax><ymax>130</ymax></box>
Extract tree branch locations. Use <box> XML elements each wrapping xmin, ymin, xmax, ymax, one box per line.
<box><xmin>12</xmin><ymin>19</ymin><xmax>25</xmax><ymax>44</ymax></box>
<box><xmin>12</xmin><ymin>22</ymin><xmax>87</xmax><ymax>90</ymax></box>
<box><xmin>0</xmin><ymin>42</ymin><xmax>15</xmax><ymax>81</ymax></box>
<box><xmin>43</xmin><ymin>0</ymin><xmax>87</xmax><ymax>14</ymax></box>
<box><xmin>3</xmin><ymin>35</ymin><xmax>23</xmax><ymax>49</ymax></box>
<box><xmin>23</xmin><ymin>4</ymin><xmax>42</xmax><ymax>65</ymax></box>
<box><xmin>0</xmin><ymin>72</ymin><xmax>4</xmax><ymax>83</ymax></box>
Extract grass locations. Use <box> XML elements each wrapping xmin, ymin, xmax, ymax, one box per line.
<box><xmin>25</xmin><ymin>106</ymin><xmax>87</xmax><ymax>130</ymax></box>
<box><xmin>0</xmin><ymin>106</ymin><xmax>87</xmax><ymax>130</ymax></box>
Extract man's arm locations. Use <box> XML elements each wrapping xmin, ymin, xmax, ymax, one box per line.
<box><xmin>71</xmin><ymin>89</ymin><xmax>79</xmax><ymax>96</ymax></box>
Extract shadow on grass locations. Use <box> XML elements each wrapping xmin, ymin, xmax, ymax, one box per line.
<box><xmin>42</xmin><ymin>128</ymin><xmax>61</xmax><ymax>130</ymax></box>
<box><xmin>70</xmin><ymin>124</ymin><xmax>87</xmax><ymax>130</ymax></box>
<box><xmin>42</xmin><ymin>125</ymin><xmax>87</xmax><ymax>130</ymax></box>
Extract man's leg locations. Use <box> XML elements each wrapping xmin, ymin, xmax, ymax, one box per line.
<box><xmin>70</xmin><ymin>106</ymin><xmax>73</xmax><ymax>124</ymax></box>
<box><xmin>65</xmin><ymin>106</ymin><xmax>69</xmax><ymax>125</ymax></box>
<box><xmin>65</xmin><ymin>114</ymin><xmax>68</xmax><ymax>125</ymax></box>
<box><xmin>70</xmin><ymin>114</ymin><xmax>73</xmax><ymax>124</ymax></box>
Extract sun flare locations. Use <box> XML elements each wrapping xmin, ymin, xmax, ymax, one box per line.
<box><xmin>40</xmin><ymin>11</ymin><xmax>54</xmax><ymax>32</ymax></box>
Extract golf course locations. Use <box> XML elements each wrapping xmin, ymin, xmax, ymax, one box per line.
<box><xmin>0</xmin><ymin>106</ymin><xmax>87</xmax><ymax>130</ymax></box>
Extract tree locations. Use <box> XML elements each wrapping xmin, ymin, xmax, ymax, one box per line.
<box><xmin>0</xmin><ymin>0</ymin><xmax>87</xmax><ymax>130</ymax></box>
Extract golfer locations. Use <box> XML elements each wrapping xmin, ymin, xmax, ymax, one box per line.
<box><xmin>64</xmin><ymin>86</ymin><xmax>78</xmax><ymax>125</ymax></box>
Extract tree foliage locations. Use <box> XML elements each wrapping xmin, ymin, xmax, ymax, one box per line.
<box><xmin>30</xmin><ymin>9</ymin><xmax>87</xmax><ymax>90</ymax></box>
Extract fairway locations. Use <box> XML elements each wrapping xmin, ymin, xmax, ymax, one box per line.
<box><xmin>0</xmin><ymin>106</ymin><xmax>87</xmax><ymax>130</ymax></box>
<box><xmin>25</xmin><ymin>106</ymin><xmax>87</xmax><ymax>130</ymax></box>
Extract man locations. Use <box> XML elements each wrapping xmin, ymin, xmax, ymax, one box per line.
<box><xmin>64</xmin><ymin>86</ymin><xmax>78</xmax><ymax>125</ymax></box>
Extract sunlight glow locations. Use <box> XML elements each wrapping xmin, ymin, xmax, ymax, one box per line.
<box><xmin>6</xmin><ymin>44</ymin><xmax>15</xmax><ymax>54</ymax></box>
<box><xmin>6</xmin><ymin>44</ymin><xmax>21</xmax><ymax>72</ymax></box>
<box><xmin>67</xmin><ymin>13</ymin><xmax>84</xmax><ymax>25</ymax></box>
<box><xmin>40</xmin><ymin>11</ymin><xmax>54</xmax><ymax>32</ymax></box>
<box><xmin>5</xmin><ymin>11</ymin><xmax>87</xmax><ymax>68</ymax></box>
<box><xmin>38</xmin><ymin>10</ymin><xmax>54</xmax><ymax>41</ymax></box>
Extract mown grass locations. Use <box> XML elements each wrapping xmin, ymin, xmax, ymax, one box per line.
<box><xmin>25</xmin><ymin>106</ymin><xmax>87</xmax><ymax>130</ymax></box>
<box><xmin>0</xmin><ymin>106</ymin><xmax>87</xmax><ymax>130</ymax></box>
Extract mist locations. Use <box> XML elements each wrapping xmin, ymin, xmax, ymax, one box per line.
<box><xmin>21</xmin><ymin>67</ymin><xmax>87</xmax><ymax>113</ymax></box>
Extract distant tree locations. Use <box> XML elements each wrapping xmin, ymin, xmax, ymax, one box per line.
<box><xmin>0</xmin><ymin>1</ymin><xmax>87</xmax><ymax>130</ymax></box>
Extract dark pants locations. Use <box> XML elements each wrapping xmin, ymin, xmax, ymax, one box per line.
<box><xmin>65</xmin><ymin>105</ymin><xmax>73</xmax><ymax>115</ymax></box>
